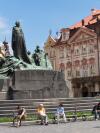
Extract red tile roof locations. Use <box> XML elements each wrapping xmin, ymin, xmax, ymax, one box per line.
<box><xmin>70</xmin><ymin>9</ymin><xmax>100</xmax><ymax>29</ymax></box>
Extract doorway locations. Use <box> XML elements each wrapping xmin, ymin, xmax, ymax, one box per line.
<box><xmin>82</xmin><ymin>86</ymin><xmax>88</xmax><ymax>97</ymax></box>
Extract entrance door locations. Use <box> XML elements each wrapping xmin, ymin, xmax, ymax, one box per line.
<box><xmin>82</xmin><ymin>87</ymin><xmax>88</xmax><ymax>97</ymax></box>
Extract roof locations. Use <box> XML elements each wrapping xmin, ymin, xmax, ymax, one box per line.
<box><xmin>70</xmin><ymin>9</ymin><xmax>100</xmax><ymax>29</ymax></box>
<box><xmin>45</xmin><ymin>9</ymin><xmax>100</xmax><ymax>48</ymax></box>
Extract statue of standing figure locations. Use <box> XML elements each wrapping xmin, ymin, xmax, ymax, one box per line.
<box><xmin>12</xmin><ymin>21</ymin><xmax>31</xmax><ymax>64</ymax></box>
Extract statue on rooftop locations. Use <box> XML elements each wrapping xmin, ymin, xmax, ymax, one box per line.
<box><xmin>11</xmin><ymin>21</ymin><xmax>31</xmax><ymax>64</ymax></box>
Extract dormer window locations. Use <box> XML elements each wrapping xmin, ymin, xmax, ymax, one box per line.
<box><xmin>62</xmin><ymin>32</ymin><xmax>66</xmax><ymax>41</ymax></box>
<box><xmin>61</xmin><ymin>28</ymin><xmax>70</xmax><ymax>41</ymax></box>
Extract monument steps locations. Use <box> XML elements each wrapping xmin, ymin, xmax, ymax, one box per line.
<box><xmin>0</xmin><ymin>97</ymin><xmax>99</xmax><ymax>116</ymax></box>
<box><xmin>0</xmin><ymin>102</ymin><xmax>97</xmax><ymax>110</ymax></box>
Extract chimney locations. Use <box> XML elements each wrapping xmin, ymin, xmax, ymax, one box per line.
<box><xmin>82</xmin><ymin>19</ymin><xmax>85</xmax><ymax>26</ymax></box>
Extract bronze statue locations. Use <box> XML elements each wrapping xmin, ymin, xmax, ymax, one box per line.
<box><xmin>12</xmin><ymin>21</ymin><xmax>31</xmax><ymax>64</ymax></box>
<box><xmin>32</xmin><ymin>46</ymin><xmax>41</xmax><ymax>66</ymax></box>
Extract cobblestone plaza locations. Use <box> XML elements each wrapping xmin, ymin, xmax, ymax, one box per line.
<box><xmin>0</xmin><ymin>121</ymin><xmax>100</xmax><ymax>133</ymax></box>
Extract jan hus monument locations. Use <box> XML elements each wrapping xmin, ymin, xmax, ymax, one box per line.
<box><xmin>0</xmin><ymin>21</ymin><xmax>68</xmax><ymax>99</ymax></box>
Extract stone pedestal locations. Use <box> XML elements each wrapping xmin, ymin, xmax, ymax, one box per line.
<box><xmin>0</xmin><ymin>78</ymin><xmax>9</xmax><ymax>99</ymax></box>
<box><xmin>12</xmin><ymin>70</ymin><xmax>68</xmax><ymax>99</ymax></box>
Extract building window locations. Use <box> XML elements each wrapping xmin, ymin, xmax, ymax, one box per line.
<box><xmin>62</xmin><ymin>32</ymin><xmax>66</xmax><ymax>41</ymax></box>
<box><xmin>89</xmin><ymin>64</ymin><xmax>95</xmax><ymax>75</ymax></box>
<box><xmin>88</xmin><ymin>45</ymin><xmax>94</xmax><ymax>54</ymax></box>
<box><xmin>66</xmin><ymin>61</ymin><xmax>72</xmax><ymax>69</ymax></box>
<box><xmin>81</xmin><ymin>58</ymin><xmax>87</xmax><ymax>66</ymax></box>
<box><xmin>66</xmin><ymin>48</ymin><xmax>71</xmax><ymax>57</ymax></box>
<box><xmin>83</xmin><ymin>70</ymin><xmax>88</xmax><ymax>77</ymax></box>
<box><xmin>67</xmin><ymin>70</ymin><xmax>71</xmax><ymax>77</ymax></box>
<box><xmin>82</xmin><ymin>45</ymin><xmax>87</xmax><ymax>54</ymax></box>
<box><xmin>59</xmin><ymin>48</ymin><xmax>64</xmax><ymax>58</ymax></box>
<box><xmin>76</xmin><ymin>70</ymin><xmax>80</xmax><ymax>77</ymax></box>
<box><xmin>74</xmin><ymin>60</ymin><xmax>80</xmax><ymax>67</ymax></box>
<box><xmin>82</xmin><ymin>65</ymin><xmax>88</xmax><ymax>77</ymax></box>
<box><xmin>59</xmin><ymin>63</ymin><xmax>65</xmax><ymax>73</ymax></box>
<box><xmin>74</xmin><ymin>48</ymin><xmax>80</xmax><ymax>56</ymax></box>
<box><xmin>89</xmin><ymin>58</ymin><xmax>95</xmax><ymax>76</ymax></box>
<box><xmin>61</xmin><ymin>29</ymin><xmax>70</xmax><ymax>41</ymax></box>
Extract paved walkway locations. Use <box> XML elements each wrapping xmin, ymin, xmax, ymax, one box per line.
<box><xmin>0</xmin><ymin>121</ymin><xmax>100</xmax><ymax>133</ymax></box>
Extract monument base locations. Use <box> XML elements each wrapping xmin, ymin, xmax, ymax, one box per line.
<box><xmin>0</xmin><ymin>78</ymin><xmax>10</xmax><ymax>99</ymax></box>
<box><xmin>0</xmin><ymin>92</ymin><xmax>7</xmax><ymax>100</ymax></box>
<box><xmin>12</xmin><ymin>70</ymin><xmax>68</xmax><ymax>99</ymax></box>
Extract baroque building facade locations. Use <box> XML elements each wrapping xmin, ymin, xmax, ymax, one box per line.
<box><xmin>44</xmin><ymin>9</ymin><xmax>100</xmax><ymax>97</ymax></box>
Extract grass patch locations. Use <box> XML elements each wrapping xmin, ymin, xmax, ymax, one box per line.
<box><xmin>0</xmin><ymin>117</ymin><xmax>13</xmax><ymax>123</ymax></box>
<box><xmin>66</xmin><ymin>111</ymin><xmax>92</xmax><ymax>118</ymax></box>
<box><xmin>0</xmin><ymin>111</ymin><xmax>93</xmax><ymax>123</ymax></box>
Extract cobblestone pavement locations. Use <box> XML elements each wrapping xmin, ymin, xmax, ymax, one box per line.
<box><xmin>0</xmin><ymin>121</ymin><xmax>100</xmax><ymax>133</ymax></box>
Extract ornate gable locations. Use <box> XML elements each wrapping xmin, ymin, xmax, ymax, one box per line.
<box><xmin>44</xmin><ymin>35</ymin><xmax>56</xmax><ymax>48</ymax></box>
<box><xmin>68</xmin><ymin>27</ymin><xmax>96</xmax><ymax>43</ymax></box>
